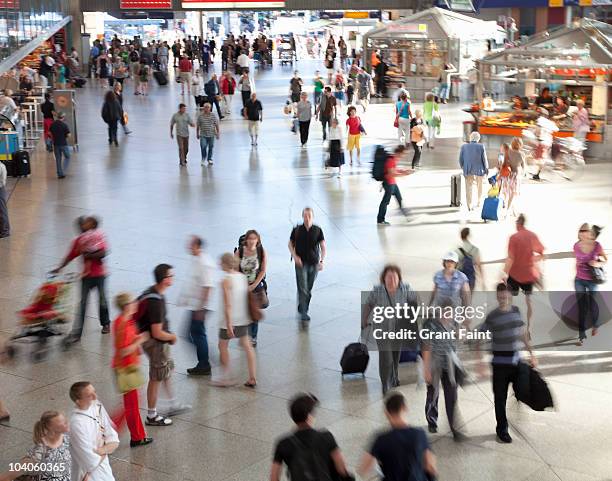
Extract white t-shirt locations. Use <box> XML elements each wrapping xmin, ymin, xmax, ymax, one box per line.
<box><xmin>179</xmin><ymin>253</ymin><xmax>215</xmax><ymax>310</ymax></box>
<box><xmin>237</xmin><ymin>53</ymin><xmax>249</xmax><ymax>68</ymax></box>
<box><xmin>69</xmin><ymin>403</ymin><xmax>119</xmax><ymax>481</ymax></box>
<box><xmin>329</xmin><ymin>125</ymin><xmax>343</xmax><ymax>141</ymax></box>
<box><xmin>218</xmin><ymin>271</ymin><xmax>250</xmax><ymax>327</ymax></box>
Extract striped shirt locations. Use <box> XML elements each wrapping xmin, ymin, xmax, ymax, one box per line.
<box><xmin>421</xmin><ymin>318</ymin><xmax>457</xmax><ymax>366</ymax></box>
<box><xmin>196</xmin><ymin>112</ymin><xmax>219</xmax><ymax>138</ymax></box>
<box><xmin>479</xmin><ymin>306</ymin><xmax>525</xmax><ymax>365</ymax></box>
<box><xmin>433</xmin><ymin>270</ymin><xmax>468</xmax><ymax>306</ymax></box>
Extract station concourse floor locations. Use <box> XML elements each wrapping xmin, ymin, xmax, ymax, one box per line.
<box><xmin>1</xmin><ymin>59</ymin><xmax>612</xmax><ymax>481</ymax></box>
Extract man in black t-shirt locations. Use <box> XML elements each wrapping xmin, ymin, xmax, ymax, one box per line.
<box><xmin>288</xmin><ymin>207</ymin><xmax>326</xmax><ymax>327</ymax></box>
<box><xmin>49</xmin><ymin>112</ymin><xmax>71</xmax><ymax>179</ymax></box>
<box><xmin>271</xmin><ymin>393</ymin><xmax>350</xmax><ymax>481</ymax></box>
<box><xmin>243</xmin><ymin>93</ymin><xmax>263</xmax><ymax>146</ymax></box>
<box><xmin>136</xmin><ymin>263</ymin><xmax>190</xmax><ymax>427</ymax></box>
<box><xmin>358</xmin><ymin>393</ymin><xmax>437</xmax><ymax>481</ymax></box>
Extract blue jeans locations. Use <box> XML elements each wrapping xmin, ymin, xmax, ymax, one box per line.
<box><xmin>295</xmin><ymin>264</ymin><xmax>318</xmax><ymax>315</ymax></box>
<box><xmin>189</xmin><ymin>310</ymin><xmax>210</xmax><ymax>369</ymax></box>
<box><xmin>200</xmin><ymin>136</ymin><xmax>215</xmax><ymax>161</ymax></box>
<box><xmin>575</xmin><ymin>278</ymin><xmax>599</xmax><ymax>340</ymax></box>
<box><xmin>377</xmin><ymin>182</ymin><xmax>403</xmax><ymax>223</ymax></box>
<box><xmin>53</xmin><ymin>145</ymin><xmax>71</xmax><ymax>177</ymax></box>
<box><xmin>249</xmin><ymin>322</ymin><xmax>258</xmax><ymax>340</ymax></box>
<box><xmin>320</xmin><ymin>116</ymin><xmax>330</xmax><ymax>141</ymax></box>
<box><xmin>72</xmin><ymin>276</ymin><xmax>110</xmax><ymax>339</ymax></box>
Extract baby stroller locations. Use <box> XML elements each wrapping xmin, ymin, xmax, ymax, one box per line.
<box><xmin>5</xmin><ymin>272</ymin><xmax>79</xmax><ymax>362</ymax></box>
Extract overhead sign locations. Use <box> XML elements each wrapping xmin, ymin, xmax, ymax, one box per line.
<box><xmin>386</xmin><ymin>23</ymin><xmax>428</xmax><ymax>33</ymax></box>
<box><xmin>181</xmin><ymin>0</ymin><xmax>285</xmax><ymax>7</ymax></box>
<box><xmin>344</xmin><ymin>12</ymin><xmax>369</xmax><ymax>19</ymax></box>
<box><xmin>120</xmin><ymin>0</ymin><xmax>172</xmax><ymax>8</ymax></box>
<box><xmin>548</xmin><ymin>0</ymin><xmax>563</xmax><ymax>6</ymax></box>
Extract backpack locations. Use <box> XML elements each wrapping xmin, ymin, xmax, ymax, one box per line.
<box><xmin>372</xmin><ymin>145</ymin><xmax>388</xmax><ymax>182</ymax></box>
<box><xmin>458</xmin><ymin>247</ymin><xmax>476</xmax><ymax>289</ymax></box>
<box><xmin>287</xmin><ymin>432</ymin><xmax>335</xmax><ymax>481</ymax></box>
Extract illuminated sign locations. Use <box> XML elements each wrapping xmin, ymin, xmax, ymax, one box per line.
<box><xmin>385</xmin><ymin>23</ymin><xmax>428</xmax><ymax>33</ymax></box>
<box><xmin>120</xmin><ymin>0</ymin><xmax>172</xmax><ymax>8</ymax></box>
<box><xmin>344</xmin><ymin>12</ymin><xmax>370</xmax><ymax>19</ymax></box>
<box><xmin>181</xmin><ymin>0</ymin><xmax>285</xmax><ymax>7</ymax></box>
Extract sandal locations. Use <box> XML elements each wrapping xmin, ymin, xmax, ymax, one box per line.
<box><xmin>244</xmin><ymin>380</ymin><xmax>257</xmax><ymax>389</ymax></box>
<box><xmin>145</xmin><ymin>415</ymin><xmax>172</xmax><ymax>426</ymax></box>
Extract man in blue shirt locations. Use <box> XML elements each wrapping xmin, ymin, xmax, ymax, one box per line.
<box><xmin>458</xmin><ymin>131</ymin><xmax>489</xmax><ymax>210</ymax></box>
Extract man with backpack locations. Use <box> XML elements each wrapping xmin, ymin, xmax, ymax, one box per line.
<box><xmin>456</xmin><ymin>227</ymin><xmax>484</xmax><ymax>291</ymax></box>
<box><xmin>270</xmin><ymin>393</ymin><xmax>352</xmax><ymax>481</ymax></box>
<box><xmin>374</xmin><ymin>145</ymin><xmax>414</xmax><ymax>226</ymax></box>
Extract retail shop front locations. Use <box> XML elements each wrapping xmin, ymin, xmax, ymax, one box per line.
<box><xmin>472</xmin><ymin>18</ymin><xmax>612</xmax><ymax>154</ymax></box>
<box><xmin>362</xmin><ymin>7</ymin><xmax>505</xmax><ymax>102</ymax></box>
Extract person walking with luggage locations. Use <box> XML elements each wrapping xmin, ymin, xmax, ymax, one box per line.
<box><xmin>69</xmin><ymin>382</ymin><xmax>119</xmax><ymax>481</ymax></box>
<box><xmin>459</xmin><ymin>131</ymin><xmax>489</xmax><ymax>211</ymax></box>
<box><xmin>235</xmin><ymin>230</ymin><xmax>268</xmax><ymax>347</ymax></box>
<box><xmin>358</xmin><ymin>392</ymin><xmax>437</xmax><ymax>480</ymax></box>
<box><xmin>456</xmin><ymin>227</ymin><xmax>485</xmax><ymax>291</ymax></box>
<box><xmin>296</xmin><ymin>92</ymin><xmax>312</xmax><ymax>147</ymax></box>
<box><xmin>158</xmin><ymin>41</ymin><xmax>169</xmax><ymax>71</ymax></box>
<box><xmin>377</xmin><ymin>145</ymin><xmax>413</xmax><ymax>226</ymax></box>
<box><xmin>49</xmin><ymin>112</ymin><xmax>71</xmax><ymax>178</ymax></box>
<box><xmin>113</xmin><ymin>82</ymin><xmax>132</xmax><ymax>136</ymax></box>
<box><xmin>52</xmin><ymin>216</ymin><xmax>111</xmax><ymax>342</ymax></box>
<box><xmin>423</xmin><ymin>92</ymin><xmax>440</xmax><ymax>149</ymax></box>
<box><xmin>238</xmin><ymin>71</ymin><xmax>254</xmax><ymax>108</ymax></box>
<box><xmin>430</xmin><ymin>251</ymin><xmax>471</xmax><ymax>308</ymax></box>
<box><xmin>204</xmin><ymin>73</ymin><xmax>224</xmax><ymax>119</ymax></box>
<box><xmin>220</xmin><ymin>71</ymin><xmax>236</xmax><ymax>115</ymax></box>
<box><xmin>101</xmin><ymin>91</ymin><xmax>122</xmax><ymax>147</ymax></box>
<box><xmin>345</xmin><ymin>105</ymin><xmax>363</xmax><ymax>165</ymax></box>
<box><xmin>243</xmin><ymin>93</ymin><xmax>262</xmax><ymax>147</ymax></box>
<box><xmin>110</xmin><ymin>293</ymin><xmax>153</xmax><ymax>448</ymax></box>
<box><xmin>270</xmin><ymin>393</ymin><xmax>352</xmax><ymax>481</ymax></box>
<box><xmin>178</xmin><ymin>236</ymin><xmax>214</xmax><ymax>375</ymax></box>
<box><xmin>170</xmin><ymin>103</ymin><xmax>195</xmax><ymax>166</ymax></box>
<box><xmin>178</xmin><ymin>55</ymin><xmax>193</xmax><ymax>96</ymax></box>
<box><xmin>362</xmin><ymin>265</ymin><xmax>419</xmax><ymax>394</ymax></box>
<box><xmin>136</xmin><ymin>264</ymin><xmax>190</xmax><ymax>426</ymax></box>
<box><xmin>476</xmin><ymin>283</ymin><xmax>536</xmax><ymax>443</ymax></box>
<box><xmin>503</xmin><ymin>214</ymin><xmax>545</xmax><ymax>336</ymax></box>
<box><xmin>395</xmin><ymin>92</ymin><xmax>411</xmax><ymax>145</ymax></box>
<box><xmin>574</xmin><ymin>223</ymin><xmax>607</xmax><ymax>345</ymax></box>
<box><xmin>288</xmin><ymin>208</ymin><xmax>326</xmax><ymax>327</ymax></box>
<box><xmin>196</xmin><ymin>103</ymin><xmax>219</xmax><ymax>167</ymax></box>
<box><xmin>422</xmin><ymin>298</ymin><xmax>466</xmax><ymax>440</ymax></box>
<box><xmin>210</xmin><ymin>253</ymin><xmax>257</xmax><ymax>388</ymax></box>
<box><xmin>315</xmin><ymin>86</ymin><xmax>336</xmax><ymax>141</ymax></box>
<box><xmin>0</xmin><ymin>161</ymin><xmax>9</xmax><ymax>238</ymax></box>
<box><xmin>410</xmin><ymin>109</ymin><xmax>426</xmax><ymax>169</ymax></box>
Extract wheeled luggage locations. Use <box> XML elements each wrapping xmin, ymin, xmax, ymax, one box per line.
<box><xmin>450</xmin><ymin>173</ymin><xmax>462</xmax><ymax>207</ymax></box>
<box><xmin>12</xmin><ymin>150</ymin><xmax>31</xmax><ymax>177</ymax></box>
<box><xmin>340</xmin><ymin>342</ymin><xmax>369</xmax><ymax>375</ymax></box>
<box><xmin>153</xmin><ymin>70</ymin><xmax>168</xmax><ymax>86</ymax></box>
<box><xmin>481</xmin><ymin>196</ymin><xmax>501</xmax><ymax>222</ymax></box>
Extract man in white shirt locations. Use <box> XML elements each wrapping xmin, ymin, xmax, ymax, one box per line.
<box><xmin>0</xmin><ymin>90</ymin><xmax>18</xmax><ymax>113</ymax></box>
<box><xmin>179</xmin><ymin>235</ymin><xmax>214</xmax><ymax>376</ymax></box>
<box><xmin>0</xmin><ymin>161</ymin><xmax>9</xmax><ymax>238</ymax></box>
<box><xmin>236</xmin><ymin>51</ymin><xmax>250</xmax><ymax>75</ymax></box>
<box><xmin>69</xmin><ymin>382</ymin><xmax>119</xmax><ymax>481</ymax></box>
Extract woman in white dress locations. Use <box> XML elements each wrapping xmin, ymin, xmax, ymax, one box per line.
<box><xmin>211</xmin><ymin>253</ymin><xmax>257</xmax><ymax>388</ymax></box>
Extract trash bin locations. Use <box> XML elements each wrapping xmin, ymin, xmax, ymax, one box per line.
<box><xmin>463</xmin><ymin>120</ymin><xmax>476</xmax><ymax>142</ymax></box>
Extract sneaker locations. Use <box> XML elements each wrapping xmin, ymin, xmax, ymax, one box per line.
<box><xmin>428</xmin><ymin>425</ymin><xmax>438</xmax><ymax>434</ymax></box>
<box><xmin>130</xmin><ymin>437</ymin><xmax>153</xmax><ymax>447</ymax></box>
<box><xmin>201</xmin><ymin>160</ymin><xmax>205</xmax><ymax>166</ymax></box>
<box><xmin>101</xmin><ymin>325</ymin><xmax>111</xmax><ymax>334</ymax></box>
<box><xmin>251</xmin><ymin>339</ymin><xmax>257</xmax><ymax>348</ymax></box>
<box><xmin>187</xmin><ymin>366</ymin><xmax>212</xmax><ymax>376</ymax></box>
<box><xmin>300</xmin><ymin>313</ymin><xmax>311</xmax><ymax>321</ymax></box>
<box><xmin>497</xmin><ymin>432</ymin><xmax>512</xmax><ymax>443</ymax></box>
<box><xmin>208</xmin><ymin>160</ymin><xmax>213</xmax><ymax>165</ymax></box>
<box><xmin>164</xmin><ymin>404</ymin><xmax>192</xmax><ymax>416</ymax></box>
<box><xmin>124</xmin><ymin>130</ymin><xmax>132</xmax><ymax>135</ymax></box>
<box><xmin>377</xmin><ymin>221</ymin><xmax>391</xmax><ymax>226</ymax></box>
<box><xmin>145</xmin><ymin>415</ymin><xmax>172</xmax><ymax>426</ymax></box>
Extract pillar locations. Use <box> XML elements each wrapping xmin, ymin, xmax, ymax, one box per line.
<box><xmin>68</xmin><ymin>0</ymin><xmax>85</xmax><ymax>72</ymax></box>
<box><xmin>535</xmin><ymin>7</ymin><xmax>548</xmax><ymax>33</ymax></box>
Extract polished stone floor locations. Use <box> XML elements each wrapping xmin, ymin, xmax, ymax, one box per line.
<box><xmin>1</xmin><ymin>60</ymin><xmax>612</xmax><ymax>481</ymax></box>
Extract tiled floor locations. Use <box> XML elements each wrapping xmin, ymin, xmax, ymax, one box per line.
<box><xmin>1</xmin><ymin>60</ymin><xmax>611</xmax><ymax>481</ymax></box>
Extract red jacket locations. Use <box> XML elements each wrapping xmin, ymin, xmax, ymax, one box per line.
<box><xmin>220</xmin><ymin>76</ymin><xmax>236</xmax><ymax>95</ymax></box>
<box><xmin>178</xmin><ymin>58</ymin><xmax>192</xmax><ymax>73</ymax></box>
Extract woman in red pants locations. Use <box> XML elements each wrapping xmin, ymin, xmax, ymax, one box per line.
<box><xmin>111</xmin><ymin>292</ymin><xmax>153</xmax><ymax>447</ymax></box>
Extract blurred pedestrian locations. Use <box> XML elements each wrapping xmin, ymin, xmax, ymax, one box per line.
<box><xmin>459</xmin><ymin>131</ymin><xmax>489</xmax><ymax>211</ymax></box>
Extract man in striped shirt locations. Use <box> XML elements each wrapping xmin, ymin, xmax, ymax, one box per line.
<box><xmin>196</xmin><ymin>103</ymin><xmax>220</xmax><ymax>166</ymax></box>
<box><xmin>477</xmin><ymin>282</ymin><xmax>536</xmax><ymax>444</ymax></box>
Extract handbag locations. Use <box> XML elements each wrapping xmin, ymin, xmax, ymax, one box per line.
<box><xmin>393</xmin><ymin>113</ymin><xmax>399</xmax><ymax>128</ymax></box>
<box><xmin>253</xmin><ymin>282</ymin><xmax>269</xmax><ymax>309</ymax></box>
<box><xmin>591</xmin><ymin>264</ymin><xmax>606</xmax><ymax>284</ymax></box>
<box><xmin>248</xmin><ymin>291</ymin><xmax>264</xmax><ymax>322</ymax></box>
<box><xmin>114</xmin><ymin>364</ymin><xmax>144</xmax><ymax>394</ymax></box>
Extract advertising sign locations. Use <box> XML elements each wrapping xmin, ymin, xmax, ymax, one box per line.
<box><xmin>120</xmin><ymin>0</ymin><xmax>172</xmax><ymax>8</ymax></box>
<box><xmin>181</xmin><ymin>0</ymin><xmax>285</xmax><ymax>8</ymax></box>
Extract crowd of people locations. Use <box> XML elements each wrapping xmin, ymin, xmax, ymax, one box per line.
<box><xmin>0</xmin><ymin>27</ymin><xmax>608</xmax><ymax>481</ymax></box>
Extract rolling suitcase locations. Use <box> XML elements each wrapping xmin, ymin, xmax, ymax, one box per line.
<box><xmin>1</xmin><ymin>159</ymin><xmax>17</xmax><ymax>177</ymax></box>
<box><xmin>450</xmin><ymin>173</ymin><xmax>462</xmax><ymax>207</ymax></box>
<box><xmin>12</xmin><ymin>150</ymin><xmax>31</xmax><ymax>177</ymax></box>
<box><xmin>481</xmin><ymin>196</ymin><xmax>501</xmax><ymax>222</ymax></box>
<box><xmin>340</xmin><ymin>342</ymin><xmax>369</xmax><ymax>376</ymax></box>
<box><xmin>153</xmin><ymin>70</ymin><xmax>168</xmax><ymax>86</ymax></box>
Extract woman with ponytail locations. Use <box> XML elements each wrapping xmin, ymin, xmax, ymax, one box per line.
<box><xmin>0</xmin><ymin>411</ymin><xmax>71</xmax><ymax>481</ymax></box>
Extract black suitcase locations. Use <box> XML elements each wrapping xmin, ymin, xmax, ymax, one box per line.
<box><xmin>12</xmin><ymin>150</ymin><xmax>30</xmax><ymax>177</ymax></box>
<box><xmin>153</xmin><ymin>70</ymin><xmax>168</xmax><ymax>86</ymax></box>
<box><xmin>450</xmin><ymin>173</ymin><xmax>462</xmax><ymax>207</ymax></box>
<box><xmin>340</xmin><ymin>342</ymin><xmax>369</xmax><ymax>376</ymax></box>
<box><xmin>1</xmin><ymin>159</ymin><xmax>17</xmax><ymax>177</ymax></box>
<box><xmin>73</xmin><ymin>77</ymin><xmax>87</xmax><ymax>88</ymax></box>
